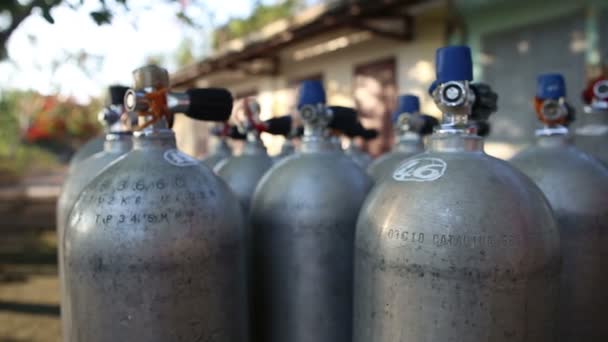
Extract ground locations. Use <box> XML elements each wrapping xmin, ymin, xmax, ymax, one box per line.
<box><xmin>0</xmin><ymin>231</ymin><xmax>61</xmax><ymax>342</ymax></box>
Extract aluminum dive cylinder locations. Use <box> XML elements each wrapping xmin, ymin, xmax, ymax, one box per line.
<box><xmin>353</xmin><ymin>46</ymin><xmax>561</xmax><ymax>342</ymax></box>
<box><xmin>273</xmin><ymin>138</ymin><xmax>295</xmax><ymax>164</ymax></box>
<box><xmin>574</xmin><ymin>74</ymin><xmax>608</xmax><ymax>164</ymax></box>
<box><xmin>367</xmin><ymin>95</ymin><xmax>437</xmax><ymax>182</ymax></box>
<box><xmin>63</xmin><ymin>65</ymin><xmax>248</xmax><ymax>342</ymax></box>
<box><xmin>68</xmin><ymin>136</ymin><xmax>105</xmax><ymax>173</ymax></box>
<box><xmin>250</xmin><ymin>80</ymin><xmax>372</xmax><ymax>342</ymax></box>
<box><xmin>214</xmin><ymin>98</ymin><xmax>274</xmax><ymax>215</ymax></box>
<box><xmin>265</xmin><ymin>115</ymin><xmax>299</xmax><ymax>164</ymax></box>
<box><xmin>510</xmin><ymin>73</ymin><xmax>608</xmax><ymax>342</ymax></box>
<box><xmin>202</xmin><ymin>123</ymin><xmax>232</xmax><ymax>169</ymax></box>
<box><xmin>344</xmin><ymin>121</ymin><xmax>377</xmax><ymax>170</ymax></box>
<box><xmin>57</xmin><ymin>85</ymin><xmax>133</xmax><ymax>342</ymax></box>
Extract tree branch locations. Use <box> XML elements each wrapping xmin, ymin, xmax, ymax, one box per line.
<box><xmin>0</xmin><ymin>0</ymin><xmax>62</xmax><ymax>59</ymax></box>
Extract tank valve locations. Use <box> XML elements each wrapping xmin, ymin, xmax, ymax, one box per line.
<box><xmin>98</xmin><ymin>85</ymin><xmax>133</xmax><ymax>133</ymax></box>
<box><xmin>298</xmin><ymin>80</ymin><xmax>332</xmax><ymax>138</ymax></box>
<box><xmin>262</xmin><ymin>115</ymin><xmax>294</xmax><ymax>136</ymax></box>
<box><xmin>124</xmin><ymin>65</ymin><xmax>233</xmax><ymax>130</ymax></box>
<box><xmin>429</xmin><ymin>46</ymin><xmax>475</xmax><ymax>133</ymax></box>
<box><xmin>429</xmin><ymin>47</ymin><xmax>498</xmax><ymax>136</ymax></box>
<box><xmin>534</xmin><ymin>73</ymin><xmax>574</xmax><ymax>136</ymax></box>
<box><xmin>582</xmin><ymin>74</ymin><xmax>608</xmax><ymax>110</ymax></box>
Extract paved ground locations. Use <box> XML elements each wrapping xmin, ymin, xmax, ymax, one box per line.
<box><xmin>0</xmin><ymin>231</ymin><xmax>61</xmax><ymax>342</ymax></box>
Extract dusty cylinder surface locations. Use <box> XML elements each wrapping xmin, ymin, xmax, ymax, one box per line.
<box><xmin>354</xmin><ymin>134</ymin><xmax>561</xmax><ymax>342</ymax></box>
<box><xmin>511</xmin><ymin>134</ymin><xmax>608</xmax><ymax>341</ymax></box>
<box><xmin>250</xmin><ymin>140</ymin><xmax>372</xmax><ymax>342</ymax></box>
<box><xmin>64</xmin><ymin>134</ymin><xmax>249</xmax><ymax>342</ymax></box>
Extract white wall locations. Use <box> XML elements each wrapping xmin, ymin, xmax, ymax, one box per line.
<box><xmin>175</xmin><ymin>15</ymin><xmax>446</xmax><ymax>157</ymax></box>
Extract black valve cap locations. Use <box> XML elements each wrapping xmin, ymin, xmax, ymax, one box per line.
<box><xmin>342</xmin><ymin>121</ymin><xmax>363</xmax><ymax>137</ymax></box>
<box><xmin>361</xmin><ymin>128</ymin><xmax>379</xmax><ymax>140</ymax></box>
<box><xmin>475</xmin><ymin>121</ymin><xmax>491</xmax><ymax>137</ymax></box>
<box><xmin>471</xmin><ymin>83</ymin><xmax>498</xmax><ymax>122</ymax></box>
<box><xmin>295</xmin><ymin>126</ymin><xmax>304</xmax><ymax>137</ymax></box>
<box><xmin>109</xmin><ymin>85</ymin><xmax>130</xmax><ymax>106</ymax></box>
<box><xmin>264</xmin><ymin>115</ymin><xmax>293</xmax><ymax>136</ymax></box>
<box><xmin>564</xmin><ymin>102</ymin><xmax>576</xmax><ymax>126</ymax></box>
<box><xmin>414</xmin><ymin>114</ymin><xmax>440</xmax><ymax>135</ymax></box>
<box><xmin>210</xmin><ymin>125</ymin><xmax>223</xmax><ymax>136</ymax></box>
<box><xmin>184</xmin><ymin>88</ymin><xmax>233</xmax><ymax>122</ymax></box>
<box><xmin>341</xmin><ymin>120</ymin><xmax>378</xmax><ymax>140</ymax></box>
<box><xmin>328</xmin><ymin>106</ymin><xmax>358</xmax><ymax>133</ymax></box>
<box><xmin>227</xmin><ymin>125</ymin><xmax>247</xmax><ymax>140</ymax></box>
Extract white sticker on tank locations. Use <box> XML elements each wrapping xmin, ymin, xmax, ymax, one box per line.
<box><xmin>575</xmin><ymin>125</ymin><xmax>608</xmax><ymax>136</ymax></box>
<box><xmin>163</xmin><ymin>149</ymin><xmax>199</xmax><ymax>167</ymax></box>
<box><xmin>393</xmin><ymin>157</ymin><xmax>447</xmax><ymax>182</ymax></box>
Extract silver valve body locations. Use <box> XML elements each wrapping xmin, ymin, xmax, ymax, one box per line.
<box><xmin>433</xmin><ymin>80</ymin><xmax>475</xmax><ymax>132</ymax></box>
<box><xmin>301</xmin><ymin>103</ymin><xmax>332</xmax><ymax>139</ymax></box>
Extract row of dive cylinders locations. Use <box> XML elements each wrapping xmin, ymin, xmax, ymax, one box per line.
<box><xmin>59</xmin><ymin>45</ymin><xmax>608</xmax><ymax>342</ymax></box>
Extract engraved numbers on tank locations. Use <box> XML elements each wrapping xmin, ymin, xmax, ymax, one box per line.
<box><xmin>386</xmin><ymin>229</ymin><xmax>425</xmax><ymax>244</ymax></box>
<box><xmin>383</xmin><ymin>227</ymin><xmax>521</xmax><ymax>249</ymax></box>
<box><xmin>81</xmin><ymin>175</ymin><xmax>217</xmax><ymax>227</ymax></box>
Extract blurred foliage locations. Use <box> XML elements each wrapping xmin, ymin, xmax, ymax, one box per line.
<box><xmin>213</xmin><ymin>0</ymin><xmax>301</xmax><ymax>49</ymax></box>
<box><xmin>0</xmin><ymin>90</ymin><xmax>102</xmax><ymax>179</ymax></box>
<box><xmin>0</xmin><ymin>0</ymin><xmax>204</xmax><ymax>60</ymax></box>
<box><xmin>176</xmin><ymin>37</ymin><xmax>195</xmax><ymax>67</ymax></box>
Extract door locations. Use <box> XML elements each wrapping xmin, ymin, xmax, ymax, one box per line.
<box><xmin>353</xmin><ymin>57</ymin><xmax>397</xmax><ymax>156</ymax></box>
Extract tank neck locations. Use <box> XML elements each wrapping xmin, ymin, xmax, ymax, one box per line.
<box><xmin>242</xmin><ymin>137</ymin><xmax>267</xmax><ymax>155</ymax></box>
<box><xmin>214</xmin><ymin>139</ymin><xmax>231</xmax><ymax>155</ymax></box>
<box><xmin>395</xmin><ymin>132</ymin><xmax>423</xmax><ymax>151</ymax></box>
<box><xmin>346</xmin><ymin>140</ymin><xmax>360</xmax><ymax>152</ymax></box>
<box><xmin>301</xmin><ymin>135</ymin><xmax>336</xmax><ymax>153</ymax></box>
<box><xmin>280</xmin><ymin>140</ymin><xmax>295</xmax><ymax>154</ymax></box>
<box><xmin>536</xmin><ymin>133</ymin><xmax>571</xmax><ymax>148</ymax></box>
<box><xmin>582</xmin><ymin>106</ymin><xmax>608</xmax><ymax>125</ymax></box>
<box><xmin>132</xmin><ymin>129</ymin><xmax>177</xmax><ymax>150</ymax></box>
<box><xmin>428</xmin><ymin>133</ymin><xmax>484</xmax><ymax>153</ymax></box>
<box><xmin>104</xmin><ymin>133</ymin><xmax>133</xmax><ymax>153</ymax></box>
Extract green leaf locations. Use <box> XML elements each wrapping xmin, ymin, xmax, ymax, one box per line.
<box><xmin>41</xmin><ymin>7</ymin><xmax>55</xmax><ymax>24</ymax></box>
<box><xmin>90</xmin><ymin>10</ymin><xmax>112</xmax><ymax>25</ymax></box>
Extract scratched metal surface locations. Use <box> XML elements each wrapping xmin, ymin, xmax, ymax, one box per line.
<box><xmin>64</xmin><ymin>135</ymin><xmax>249</xmax><ymax>342</ymax></box>
<box><xmin>354</xmin><ymin>134</ymin><xmax>561</xmax><ymax>342</ymax></box>
<box><xmin>511</xmin><ymin>135</ymin><xmax>608</xmax><ymax>341</ymax></box>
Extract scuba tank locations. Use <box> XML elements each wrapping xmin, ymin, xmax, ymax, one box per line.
<box><xmin>367</xmin><ymin>95</ymin><xmax>437</xmax><ymax>182</ymax></box>
<box><xmin>67</xmin><ymin>94</ymin><xmax>123</xmax><ymax>173</ymax></box>
<box><xmin>69</xmin><ymin>136</ymin><xmax>105</xmax><ymax>173</ymax></box>
<box><xmin>273</xmin><ymin>136</ymin><xmax>295</xmax><ymax>164</ymax></box>
<box><xmin>63</xmin><ymin>65</ymin><xmax>249</xmax><ymax>342</ymax></box>
<box><xmin>327</xmin><ymin>105</ymin><xmax>361</xmax><ymax>153</ymax></box>
<box><xmin>574</xmin><ymin>74</ymin><xmax>608</xmax><ymax>164</ymax></box>
<box><xmin>510</xmin><ymin>73</ymin><xmax>608</xmax><ymax>342</ymax></box>
<box><xmin>353</xmin><ymin>46</ymin><xmax>561</xmax><ymax>342</ymax></box>
<box><xmin>202</xmin><ymin>123</ymin><xmax>232</xmax><ymax>169</ymax></box>
<box><xmin>249</xmin><ymin>80</ymin><xmax>372</xmax><ymax>342</ymax></box>
<box><xmin>57</xmin><ymin>85</ymin><xmax>133</xmax><ymax>342</ymax></box>
<box><xmin>214</xmin><ymin>98</ymin><xmax>274</xmax><ymax>215</ymax></box>
<box><xmin>344</xmin><ymin>120</ymin><xmax>377</xmax><ymax>170</ymax></box>
<box><xmin>266</xmin><ymin>115</ymin><xmax>299</xmax><ymax>164</ymax></box>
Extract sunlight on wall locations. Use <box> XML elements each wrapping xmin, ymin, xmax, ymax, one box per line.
<box><xmin>292</xmin><ymin>32</ymin><xmax>373</xmax><ymax>61</ymax></box>
<box><xmin>484</xmin><ymin>141</ymin><xmax>524</xmax><ymax>160</ymax></box>
<box><xmin>406</xmin><ymin>60</ymin><xmax>435</xmax><ymax>84</ymax></box>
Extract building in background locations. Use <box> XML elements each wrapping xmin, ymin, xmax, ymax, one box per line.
<box><xmin>172</xmin><ymin>0</ymin><xmax>608</xmax><ymax>160</ymax></box>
